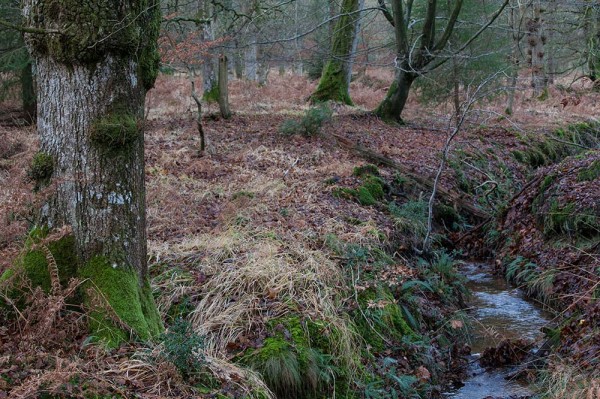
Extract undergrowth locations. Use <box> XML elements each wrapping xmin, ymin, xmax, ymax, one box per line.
<box><xmin>279</xmin><ymin>103</ymin><xmax>332</xmax><ymax>137</ymax></box>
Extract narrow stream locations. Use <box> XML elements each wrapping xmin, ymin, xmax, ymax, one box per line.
<box><xmin>444</xmin><ymin>263</ymin><xmax>553</xmax><ymax>399</ymax></box>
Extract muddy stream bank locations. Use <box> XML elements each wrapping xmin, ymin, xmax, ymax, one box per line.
<box><xmin>444</xmin><ymin>263</ymin><xmax>553</xmax><ymax>399</ymax></box>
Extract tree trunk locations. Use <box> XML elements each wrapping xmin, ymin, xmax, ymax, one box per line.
<box><xmin>545</xmin><ymin>0</ymin><xmax>557</xmax><ymax>85</ymax></box>
<box><xmin>345</xmin><ymin>0</ymin><xmax>366</xmax><ymax>88</ymax></box>
<box><xmin>310</xmin><ymin>0</ymin><xmax>359</xmax><ymax>105</ymax></box>
<box><xmin>257</xmin><ymin>59</ymin><xmax>269</xmax><ymax>86</ymax></box>
<box><xmin>527</xmin><ymin>3</ymin><xmax>547</xmax><ymax>98</ymax></box>
<box><xmin>218</xmin><ymin>55</ymin><xmax>232</xmax><ymax>119</ymax></box>
<box><xmin>245</xmin><ymin>32</ymin><xmax>258</xmax><ymax>81</ymax></box>
<box><xmin>20</xmin><ymin>61</ymin><xmax>36</xmax><ymax>123</ymax></box>
<box><xmin>506</xmin><ymin>0</ymin><xmax>525</xmax><ymax>115</ymax></box>
<box><xmin>234</xmin><ymin>45</ymin><xmax>244</xmax><ymax>79</ymax></box>
<box><xmin>589</xmin><ymin>5</ymin><xmax>600</xmax><ymax>85</ymax></box>
<box><xmin>374</xmin><ymin>66</ymin><xmax>416</xmax><ymax>123</ymax></box>
<box><xmin>198</xmin><ymin>0</ymin><xmax>218</xmax><ymax>102</ymax></box>
<box><xmin>23</xmin><ymin>0</ymin><xmax>163</xmax><ymax>346</ymax></box>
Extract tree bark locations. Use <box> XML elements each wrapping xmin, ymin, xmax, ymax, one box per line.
<box><xmin>589</xmin><ymin>5</ymin><xmax>600</xmax><ymax>84</ymax></box>
<box><xmin>20</xmin><ymin>60</ymin><xmax>36</xmax><ymax>123</ymax></box>
<box><xmin>245</xmin><ymin>31</ymin><xmax>258</xmax><ymax>81</ymax></box>
<box><xmin>310</xmin><ymin>0</ymin><xmax>359</xmax><ymax>105</ymax></box>
<box><xmin>22</xmin><ymin>0</ymin><xmax>163</xmax><ymax>345</ymax></box>
<box><xmin>218</xmin><ymin>54</ymin><xmax>232</xmax><ymax>119</ymax></box>
<box><xmin>198</xmin><ymin>0</ymin><xmax>218</xmax><ymax>102</ymax></box>
<box><xmin>506</xmin><ymin>0</ymin><xmax>526</xmax><ymax>114</ymax></box>
<box><xmin>345</xmin><ymin>0</ymin><xmax>366</xmax><ymax>88</ymax></box>
<box><xmin>527</xmin><ymin>2</ymin><xmax>547</xmax><ymax>98</ymax></box>
<box><xmin>374</xmin><ymin>66</ymin><xmax>416</xmax><ymax>123</ymax></box>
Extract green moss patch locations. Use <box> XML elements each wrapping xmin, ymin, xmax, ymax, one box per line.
<box><xmin>352</xmin><ymin>164</ymin><xmax>380</xmax><ymax>177</ymax></box>
<box><xmin>543</xmin><ymin>201</ymin><xmax>598</xmax><ymax>238</ymax></box>
<box><xmin>80</xmin><ymin>256</ymin><xmax>163</xmax><ymax>347</ymax></box>
<box><xmin>333</xmin><ymin>176</ymin><xmax>385</xmax><ymax>206</ymax></box>
<box><xmin>241</xmin><ymin>316</ymin><xmax>342</xmax><ymax>399</ymax></box>
<box><xmin>354</xmin><ymin>286</ymin><xmax>414</xmax><ymax>352</ymax></box>
<box><xmin>577</xmin><ymin>160</ymin><xmax>600</xmax><ymax>182</ymax></box>
<box><xmin>28</xmin><ymin>0</ymin><xmax>161</xmax><ymax>78</ymax></box>
<box><xmin>21</xmin><ymin>235</ymin><xmax>78</xmax><ymax>293</ymax></box>
<box><xmin>90</xmin><ymin>110</ymin><xmax>140</xmax><ymax>151</ymax></box>
<box><xmin>202</xmin><ymin>85</ymin><xmax>220</xmax><ymax>103</ymax></box>
<box><xmin>28</xmin><ymin>152</ymin><xmax>54</xmax><ymax>189</ymax></box>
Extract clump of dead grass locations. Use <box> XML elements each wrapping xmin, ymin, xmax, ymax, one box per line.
<box><xmin>539</xmin><ymin>360</ymin><xmax>600</xmax><ymax>399</ymax></box>
<box><xmin>149</xmin><ymin>226</ymin><xmax>361</xmax><ymax>395</ymax></box>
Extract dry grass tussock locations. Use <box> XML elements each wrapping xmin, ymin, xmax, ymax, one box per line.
<box><xmin>540</xmin><ymin>361</ymin><xmax>600</xmax><ymax>399</ymax></box>
<box><xmin>154</xmin><ymin>227</ymin><xmax>358</xmax><ymax>366</ymax></box>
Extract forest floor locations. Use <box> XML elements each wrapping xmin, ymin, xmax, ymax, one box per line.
<box><xmin>0</xmin><ymin>71</ymin><xmax>599</xmax><ymax>398</ymax></box>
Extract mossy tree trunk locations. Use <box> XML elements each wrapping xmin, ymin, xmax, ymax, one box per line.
<box><xmin>373</xmin><ymin>0</ymin><xmax>509</xmax><ymax>122</ymax></box>
<box><xmin>22</xmin><ymin>0</ymin><xmax>163</xmax><ymax>345</ymax></box>
<box><xmin>310</xmin><ymin>0</ymin><xmax>359</xmax><ymax>105</ymax></box>
<box><xmin>198</xmin><ymin>0</ymin><xmax>218</xmax><ymax>102</ymax></box>
<box><xmin>374</xmin><ymin>63</ymin><xmax>416</xmax><ymax>123</ymax></box>
<box><xmin>589</xmin><ymin>5</ymin><xmax>600</xmax><ymax>85</ymax></box>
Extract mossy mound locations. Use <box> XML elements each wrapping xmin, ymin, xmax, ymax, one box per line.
<box><xmin>512</xmin><ymin>121</ymin><xmax>600</xmax><ymax>168</ymax></box>
<box><xmin>354</xmin><ymin>286</ymin><xmax>414</xmax><ymax>352</ymax></box>
<box><xmin>1</xmin><ymin>230</ymin><xmax>78</xmax><ymax>300</ymax></box>
<box><xmin>333</xmin><ymin>176</ymin><xmax>386</xmax><ymax>206</ymax></box>
<box><xmin>353</xmin><ymin>164</ymin><xmax>380</xmax><ymax>177</ymax></box>
<box><xmin>2</xmin><ymin>228</ymin><xmax>163</xmax><ymax>348</ymax></box>
<box><xmin>530</xmin><ymin>153</ymin><xmax>599</xmax><ymax>240</ymax></box>
<box><xmin>202</xmin><ymin>86</ymin><xmax>220</xmax><ymax>103</ymax></box>
<box><xmin>241</xmin><ymin>315</ymin><xmax>345</xmax><ymax>399</ymax></box>
<box><xmin>80</xmin><ymin>256</ymin><xmax>163</xmax><ymax>347</ymax></box>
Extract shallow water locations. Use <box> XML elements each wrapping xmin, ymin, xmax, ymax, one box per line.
<box><xmin>444</xmin><ymin>263</ymin><xmax>552</xmax><ymax>399</ymax></box>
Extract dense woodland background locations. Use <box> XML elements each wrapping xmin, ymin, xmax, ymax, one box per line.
<box><xmin>0</xmin><ymin>1</ymin><xmax>599</xmax><ymax>399</ymax></box>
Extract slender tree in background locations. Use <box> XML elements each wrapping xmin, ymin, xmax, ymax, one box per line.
<box><xmin>20</xmin><ymin>0</ymin><xmax>163</xmax><ymax>344</ymax></box>
<box><xmin>526</xmin><ymin>1</ymin><xmax>547</xmax><ymax>98</ymax></box>
<box><xmin>506</xmin><ymin>0</ymin><xmax>527</xmax><ymax>115</ymax></box>
<box><xmin>198</xmin><ymin>0</ymin><xmax>219</xmax><ymax>102</ymax></box>
<box><xmin>374</xmin><ymin>0</ymin><xmax>509</xmax><ymax>123</ymax></box>
<box><xmin>588</xmin><ymin>3</ymin><xmax>600</xmax><ymax>85</ymax></box>
<box><xmin>0</xmin><ymin>0</ymin><xmax>35</xmax><ymax>121</ymax></box>
<box><xmin>310</xmin><ymin>0</ymin><xmax>360</xmax><ymax>105</ymax></box>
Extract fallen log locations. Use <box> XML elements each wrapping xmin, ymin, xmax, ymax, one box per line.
<box><xmin>327</xmin><ymin>132</ymin><xmax>490</xmax><ymax>220</ymax></box>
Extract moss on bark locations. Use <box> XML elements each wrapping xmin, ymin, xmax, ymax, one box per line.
<box><xmin>26</xmin><ymin>0</ymin><xmax>161</xmax><ymax>89</ymax></box>
<box><xmin>310</xmin><ymin>0</ymin><xmax>358</xmax><ymax>105</ymax></box>
<box><xmin>79</xmin><ymin>256</ymin><xmax>163</xmax><ymax>347</ymax></box>
<box><xmin>90</xmin><ymin>109</ymin><xmax>140</xmax><ymax>152</ymax></box>
<box><xmin>28</xmin><ymin>152</ymin><xmax>54</xmax><ymax>190</ymax></box>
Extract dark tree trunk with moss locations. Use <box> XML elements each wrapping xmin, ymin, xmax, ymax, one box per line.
<box><xmin>310</xmin><ymin>0</ymin><xmax>359</xmax><ymax>105</ymax></box>
<box><xmin>22</xmin><ymin>0</ymin><xmax>163</xmax><ymax>345</ymax></box>
<box><xmin>198</xmin><ymin>0</ymin><xmax>218</xmax><ymax>102</ymax></box>
<box><xmin>374</xmin><ymin>64</ymin><xmax>416</xmax><ymax>123</ymax></box>
<box><xmin>374</xmin><ymin>0</ymin><xmax>508</xmax><ymax>122</ymax></box>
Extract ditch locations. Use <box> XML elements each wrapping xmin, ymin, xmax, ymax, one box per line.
<box><xmin>445</xmin><ymin>263</ymin><xmax>553</xmax><ymax>399</ymax></box>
